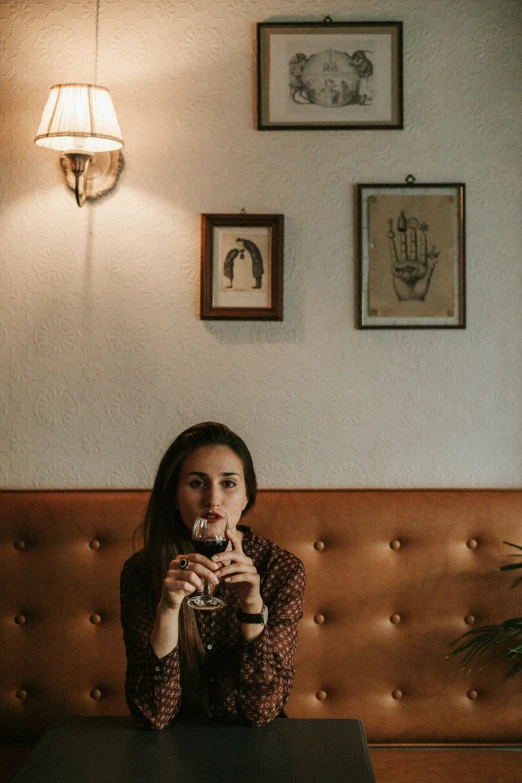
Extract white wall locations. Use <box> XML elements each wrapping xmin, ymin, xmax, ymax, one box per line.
<box><xmin>1</xmin><ymin>0</ymin><xmax>520</xmax><ymax>489</ymax></box>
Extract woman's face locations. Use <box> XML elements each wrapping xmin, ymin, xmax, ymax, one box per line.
<box><xmin>176</xmin><ymin>445</ymin><xmax>249</xmax><ymax>532</ymax></box>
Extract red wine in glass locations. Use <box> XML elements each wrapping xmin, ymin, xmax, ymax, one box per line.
<box><xmin>192</xmin><ymin>537</ymin><xmax>228</xmax><ymax>558</ymax></box>
<box><xmin>187</xmin><ymin>510</ymin><xmax>229</xmax><ymax>611</ymax></box>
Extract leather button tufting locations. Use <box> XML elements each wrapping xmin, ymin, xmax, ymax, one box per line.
<box><xmin>466</xmin><ymin>539</ymin><xmax>478</xmax><ymax>550</ymax></box>
<box><xmin>89</xmin><ymin>614</ymin><xmax>101</xmax><ymax>624</ymax></box>
<box><xmin>392</xmin><ymin>689</ymin><xmax>403</xmax><ymax>700</ymax></box>
<box><xmin>14</xmin><ymin>614</ymin><xmax>26</xmax><ymax>625</ymax></box>
<box><xmin>467</xmin><ymin>690</ymin><xmax>478</xmax><ymax>700</ymax></box>
<box><xmin>316</xmin><ymin>690</ymin><xmax>327</xmax><ymax>701</ymax></box>
<box><xmin>390</xmin><ymin>613</ymin><xmax>402</xmax><ymax>624</ymax></box>
<box><xmin>14</xmin><ymin>540</ymin><xmax>26</xmax><ymax>550</ymax></box>
<box><xmin>314</xmin><ymin>614</ymin><xmax>325</xmax><ymax>625</ymax></box>
<box><xmin>313</xmin><ymin>540</ymin><xmax>325</xmax><ymax>551</ymax></box>
<box><xmin>89</xmin><ymin>539</ymin><xmax>101</xmax><ymax>550</ymax></box>
<box><xmin>464</xmin><ymin>615</ymin><xmax>476</xmax><ymax>625</ymax></box>
<box><xmin>390</xmin><ymin>539</ymin><xmax>401</xmax><ymax>550</ymax></box>
<box><xmin>16</xmin><ymin>689</ymin><xmax>27</xmax><ymax>700</ymax></box>
<box><xmin>90</xmin><ymin>689</ymin><xmax>102</xmax><ymax>700</ymax></box>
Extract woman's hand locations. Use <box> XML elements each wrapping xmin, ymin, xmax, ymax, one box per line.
<box><xmin>213</xmin><ymin>529</ymin><xmax>263</xmax><ymax>611</ymax></box>
<box><xmin>153</xmin><ymin>554</ymin><xmax>219</xmax><ymax>659</ymax></box>
<box><xmin>160</xmin><ymin>555</ymin><xmax>220</xmax><ymax>610</ymax></box>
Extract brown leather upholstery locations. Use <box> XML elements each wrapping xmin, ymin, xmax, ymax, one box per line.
<box><xmin>1</xmin><ymin>489</ymin><xmax>521</xmax><ymax>744</ymax></box>
<box><xmin>369</xmin><ymin>748</ymin><xmax>522</xmax><ymax>783</ymax></box>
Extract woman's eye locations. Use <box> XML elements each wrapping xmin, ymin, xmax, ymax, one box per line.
<box><xmin>222</xmin><ymin>480</ymin><xmax>236</xmax><ymax>488</ymax></box>
<box><xmin>189</xmin><ymin>479</ymin><xmax>204</xmax><ymax>488</ymax></box>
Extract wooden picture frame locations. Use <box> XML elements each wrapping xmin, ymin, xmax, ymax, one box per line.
<box><xmin>357</xmin><ymin>182</ymin><xmax>466</xmax><ymax>329</ymax></box>
<box><xmin>200</xmin><ymin>214</ymin><xmax>284</xmax><ymax>320</ymax></box>
<box><xmin>257</xmin><ymin>21</ymin><xmax>403</xmax><ymax>130</ymax></box>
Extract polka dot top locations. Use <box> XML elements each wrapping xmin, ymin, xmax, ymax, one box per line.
<box><xmin>120</xmin><ymin>525</ymin><xmax>306</xmax><ymax>729</ymax></box>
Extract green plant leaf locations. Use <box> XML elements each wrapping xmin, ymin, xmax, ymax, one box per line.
<box><xmin>449</xmin><ymin>618</ymin><xmax>522</xmax><ymax>670</ymax></box>
<box><xmin>448</xmin><ymin>543</ymin><xmax>522</xmax><ymax>676</ymax></box>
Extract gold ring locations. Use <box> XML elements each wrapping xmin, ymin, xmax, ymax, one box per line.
<box><xmin>178</xmin><ymin>558</ymin><xmax>190</xmax><ymax>570</ymax></box>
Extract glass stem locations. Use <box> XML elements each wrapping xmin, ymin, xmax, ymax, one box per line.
<box><xmin>202</xmin><ymin>579</ymin><xmax>210</xmax><ymax>597</ymax></box>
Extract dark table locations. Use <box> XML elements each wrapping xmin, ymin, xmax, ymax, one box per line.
<box><xmin>12</xmin><ymin>716</ymin><xmax>376</xmax><ymax>782</ymax></box>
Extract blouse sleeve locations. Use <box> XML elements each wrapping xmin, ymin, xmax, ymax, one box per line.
<box><xmin>120</xmin><ymin>556</ymin><xmax>181</xmax><ymax>729</ymax></box>
<box><xmin>233</xmin><ymin>557</ymin><xmax>306</xmax><ymax>726</ymax></box>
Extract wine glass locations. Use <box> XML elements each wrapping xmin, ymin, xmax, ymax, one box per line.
<box><xmin>187</xmin><ymin>509</ymin><xmax>229</xmax><ymax>611</ymax></box>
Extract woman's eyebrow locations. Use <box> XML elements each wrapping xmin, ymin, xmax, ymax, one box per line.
<box><xmin>186</xmin><ymin>471</ymin><xmax>240</xmax><ymax>477</ymax></box>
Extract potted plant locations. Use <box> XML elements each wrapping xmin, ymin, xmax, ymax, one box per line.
<box><xmin>449</xmin><ymin>542</ymin><xmax>522</xmax><ymax>675</ymax></box>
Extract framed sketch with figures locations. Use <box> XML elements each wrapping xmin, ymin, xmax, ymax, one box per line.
<box><xmin>257</xmin><ymin>21</ymin><xmax>403</xmax><ymax>130</ymax></box>
<box><xmin>357</xmin><ymin>182</ymin><xmax>466</xmax><ymax>329</ymax></box>
<box><xmin>200</xmin><ymin>213</ymin><xmax>284</xmax><ymax>320</ymax></box>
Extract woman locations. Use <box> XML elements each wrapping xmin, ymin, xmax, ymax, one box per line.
<box><xmin>120</xmin><ymin>422</ymin><xmax>305</xmax><ymax>729</ymax></box>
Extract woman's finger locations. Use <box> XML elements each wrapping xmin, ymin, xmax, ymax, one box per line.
<box><xmin>226</xmin><ymin>528</ymin><xmax>243</xmax><ymax>552</ymax></box>
<box><xmin>163</xmin><ymin>577</ymin><xmax>198</xmax><ymax>596</ymax></box>
<box><xmin>169</xmin><ymin>556</ymin><xmax>219</xmax><ymax>583</ymax></box>
<box><xmin>211</xmin><ymin>549</ymin><xmax>251</xmax><ymax>565</ymax></box>
<box><xmin>217</xmin><ymin>562</ymin><xmax>257</xmax><ymax>578</ymax></box>
<box><xmin>223</xmin><ymin>572</ymin><xmax>260</xmax><ymax>586</ymax></box>
<box><xmin>170</xmin><ymin>555</ymin><xmax>220</xmax><ymax>571</ymax></box>
<box><xmin>166</xmin><ymin>571</ymin><xmax>203</xmax><ymax>590</ymax></box>
<box><xmin>176</xmin><ymin>563</ymin><xmax>219</xmax><ymax>585</ymax></box>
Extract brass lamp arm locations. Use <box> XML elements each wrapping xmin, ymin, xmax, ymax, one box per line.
<box><xmin>63</xmin><ymin>152</ymin><xmax>94</xmax><ymax>207</ymax></box>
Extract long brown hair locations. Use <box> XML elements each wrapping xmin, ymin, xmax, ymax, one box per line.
<box><xmin>137</xmin><ymin>422</ymin><xmax>257</xmax><ymax>715</ymax></box>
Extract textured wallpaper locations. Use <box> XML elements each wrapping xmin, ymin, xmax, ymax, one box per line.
<box><xmin>1</xmin><ymin>0</ymin><xmax>520</xmax><ymax>489</ymax></box>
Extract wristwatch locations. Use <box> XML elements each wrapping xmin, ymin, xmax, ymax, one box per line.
<box><xmin>236</xmin><ymin>604</ymin><xmax>268</xmax><ymax>625</ymax></box>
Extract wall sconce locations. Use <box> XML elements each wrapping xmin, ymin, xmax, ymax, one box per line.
<box><xmin>34</xmin><ymin>83</ymin><xmax>124</xmax><ymax>207</ymax></box>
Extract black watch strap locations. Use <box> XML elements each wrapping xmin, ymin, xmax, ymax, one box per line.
<box><xmin>236</xmin><ymin>604</ymin><xmax>268</xmax><ymax>625</ymax></box>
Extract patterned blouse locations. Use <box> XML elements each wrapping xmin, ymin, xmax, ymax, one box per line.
<box><xmin>120</xmin><ymin>525</ymin><xmax>306</xmax><ymax>729</ymax></box>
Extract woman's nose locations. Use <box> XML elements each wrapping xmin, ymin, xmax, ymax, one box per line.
<box><xmin>204</xmin><ymin>483</ymin><xmax>221</xmax><ymax>508</ymax></box>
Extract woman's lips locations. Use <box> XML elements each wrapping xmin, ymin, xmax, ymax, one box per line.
<box><xmin>204</xmin><ymin>511</ymin><xmax>222</xmax><ymax>521</ymax></box>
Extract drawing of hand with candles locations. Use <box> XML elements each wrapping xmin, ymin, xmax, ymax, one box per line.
<box><xmin>387</xmin><ymin>212</ymin><xmax>439</xmax><ymax>301</ymax></box>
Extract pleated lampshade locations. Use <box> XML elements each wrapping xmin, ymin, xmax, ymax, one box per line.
<box><xmin>34</xmin><ymin>83</ymin><xmax>123</xmax><ymax>153</ymax></box>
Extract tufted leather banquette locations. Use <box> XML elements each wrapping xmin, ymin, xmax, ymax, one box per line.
<box><xmin>1</xmin><ymin>489</ymin><xmax>522</xmax><ymax>760</ymax></box>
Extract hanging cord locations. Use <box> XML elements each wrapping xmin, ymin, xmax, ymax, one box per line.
<box><xmin>94</xmin><ymin>0</ymin><xmax>100</xmax><ymax>84</ymax></box>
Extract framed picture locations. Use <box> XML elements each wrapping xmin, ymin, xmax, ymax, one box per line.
<box><xmin>257</xmin><ymin>21</ymin><xmax>403</xmax><ymax>130</ymax></box>
<box><xmin>357</xmin><ymin>182</ymin><xmax>466</xmax><ymax>329</ymax></box>
<box><xmin>200</xmin><ymin>213</ymin><xmax>284</xmax><ymax>320</ymax></box>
